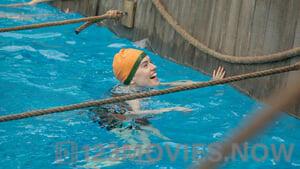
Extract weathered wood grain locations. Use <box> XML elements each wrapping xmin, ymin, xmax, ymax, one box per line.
<box><xmin>263</xmin><ymin>0</ymin><xmax>287</xmax><ymax>54</ymax></box>
<box><xmin>234</xmin><ymin>0</ymin><xmax>256</xmax><ymax>56</ymax></box>
<box><xmin>248</xmin><ymin>0</ymin><xmax>271</xmax><ymax>55</ymax></box>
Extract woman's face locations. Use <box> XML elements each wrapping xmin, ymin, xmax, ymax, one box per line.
<box><xmin>131</xmin><ymin>56</ymin><xmax>159</xmax><ymax>87</ymax></box>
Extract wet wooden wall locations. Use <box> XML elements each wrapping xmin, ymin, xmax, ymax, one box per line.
<box><xmin>50</xmin><ymin>0</ymin><xmax>300</xmax><ymax>117</ymax></box>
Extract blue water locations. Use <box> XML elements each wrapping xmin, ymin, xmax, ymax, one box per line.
<box><xmin>0</xmin><ymin>1</ymin><xmax>299</xmax><ymax>169</ymax></box>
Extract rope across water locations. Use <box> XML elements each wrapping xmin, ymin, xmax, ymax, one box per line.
<box><xmin>0</xmin><ymin>63</ymin><xmax>299</xmax><ymax>123</ymax></box>
<box><xmin>0</xmin><ymin>10</ymin><xmax>125</xmax><ymax>33</ymax></box>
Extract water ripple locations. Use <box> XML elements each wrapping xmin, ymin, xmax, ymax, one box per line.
<box><xmin>38</xmin><ymin>49</ymin><xmax>69</xmax><ymax>61</ymax></box>
<box><xmin>0</xmin><ymin>45</ymin><xmax>36</xmax><ymax>52</ymax></box>
<box><xmin>0</xmin><ymin>32</ymin><xmax>62</xmax><ymax>39</ymax></box>
<box><xmin>107</xmin><ymin>43</ymin><xmax>127</xmax><ymax>48</ymax></box>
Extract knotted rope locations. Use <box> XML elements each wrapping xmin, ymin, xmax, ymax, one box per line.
<box><xmin>152</xmin><ymin>0</ymin><xmax>300</xmax><ymax>64</ymax></box>
<box><xmin>0</xmin><ymin>10</ymin><xmax>126</xmax><ymax>33</ymax></box>
<box><xmin>0</xmin><ymin>63</ymin><xmax>299</xmax><ymax>123</ymax></box>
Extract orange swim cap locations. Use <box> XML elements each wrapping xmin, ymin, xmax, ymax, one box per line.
<box><xmin>113</xmin><ymin>48</ymin><xmax>146</xmax><ymax>85</ymax></box>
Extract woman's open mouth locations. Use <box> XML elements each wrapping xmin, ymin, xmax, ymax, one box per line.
<box><xmin>150</xmin><ymin>73</ymin><xmax>157</xmax><ymax>79</ymax></box>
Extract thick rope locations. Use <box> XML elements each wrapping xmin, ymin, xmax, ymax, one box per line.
<box><xmin>0</xmin><ymin>63</ymin><xmax>299</xmax><ymax>123</ymax></box>
<box><xmin>152</xmin><ymin>0</ymin><xmax>300</xmax><ymax>64</ymax></box>
<box><xmin>0</xmin><ymin>10</ymin><xmax>125</xmax><ymax>33</ymax></box>
<box><xmin>75</xmin><ymin>21</ymin><xmax>96</xmax><ymax>34</ymax></box>
<box><xmin>196</xmin><ymin>71</ymin><xmax>300</xmax><ymax>169</ymax></box>
<box><xmin>75</xmin><ymin>11</ymin><xmax>127</xmax><ymax>34</ymax></box>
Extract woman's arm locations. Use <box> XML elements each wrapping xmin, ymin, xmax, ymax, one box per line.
<box><xmin>160</xmin><ymin>66</ymin><xmax>226</xmax><ymax>87</ymax></box>
<box><xmin>160</xmin><ymin>80</ymin><xmax>195</xmax><ymax>87</ymax></box>
<box><xmin>125</xmin><ymin>92</ymin><xmax>192</xmax><ymax>119</ymax></box>
<box><xmin>124</xmin><ymin>106</ymin><xmax>192</xmax><ymax>119</ymax></box>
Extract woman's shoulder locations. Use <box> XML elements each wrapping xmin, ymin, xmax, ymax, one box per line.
<box><xmin>110</xmin><ymin>84</ymin><xmax>152</xmax><ymax>96</ymax></box>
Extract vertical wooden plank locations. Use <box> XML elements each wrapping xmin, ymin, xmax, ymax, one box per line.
<box><xmin>94</xmin><ymin>0</ymin><xmax>101</xmax><ymax>16</ymax></box>
<box><xmin>293</xmin><ymin>12</ymin><xmax>300</xmax><ymax>48</ymax></box>
<box><xmin>220</xmin><ymin>0</ymin><xmax>242</xmax><ymax>55</ymax></box>
<box><xmin>154</xmin><ymin>3</ymin><xmax>165</xmax><ymax>57</ymax></box>
<box><xmin>67</xmin><ymin>0</ymin><xmax>78</xmax><ymax>13</ymax></box>
<box><xmin>146</xmin><ymin>0</ymin><xmax>157</xmax><ymax>37</ymax></box>
<box><xmin>262</xmin><ymin>0</ymin><xmax>287</xmax><ymax>54</ymax></box>
<box><xmin>205</xmin><ymin>0</ymin><xmax>217</xmax><ymax>47</ymax></box>
<box><xmin>211</xmin><ymin>0</ymin><xmax>232</xmax><ymax>52</ymax></box>
<box><xmin>77</xmin><ymin>0</ymin><xmax>87</xmax><ymax>15</ymax></box>
<box><xmin>186</xmin><ymin>0</ymin><xmax>205</xmax><ymax>67</ymax></box>
<box><xmin>208</xmin><ymin>0</ymin><xmax>226</xmax><ymax>50</ymax></box>
<box><xmin>177</xmin><ymin>0</ymin><xmax>193</xmax><ymax>63</ymax></box>
<box><xmin>161</xmin><ymin>0</ymin><xmax>177</xmax><ymax>60</ymax></box>
<box><xmin>248</xmin><ymin>0</ymin><xmax>271</xmax><ymax>55</ymax></box>
<box><xmin>160</xmin><ymin>0</ymin><xmax>173</xmax><ymax>58</ymax></box>
<box><xmin>216</xmin><ymin>0</ymin><xmax>231</xmax><ymax>52</ymax></box>
<box><xmin>133</xmin><ymin>0</ymin><xmax>145</xmax><ymax>39</ymax></box>
<box><xmin>183</xmin><ymin>0</ymin><xmax>193</xmax><ymax>33</ymax></box>
<box><xmin>160</xmin><ymin>4</ymin><xmax>170</xmax><ymax>58</ymax></box>
<box><xmin>133</xmin><ymin>0</ymin><xmax>143</xmax><ymax>37</ymax></box>
<box><xmin>191</xmin><ymin>0</ymin><xmax>206</xmax><ymax>42</ymax></box>
<box><xmin>178</xmin><ymin>0</ymin><xmax>187</xmax><ymax>28</ymax></box>
<box><xmin>280</xmin><ymin>0</ymin><xmax>300</xmax><ymax>50</ymax></box>
<box><xmin>234</xmin><ymin>0</ymin><xmax>256</xmax><ymax>56</ymax></box>
<box><xmin>136</xmin><ymin>0</ymin><xmax>155</xmax><ymax>39</ymax></box>
<box><xmin>85</xmin><ymin>0</ymin><xmax>99</xmax><ymax>16</ymax></box>
<box><xmin>97</xmin><ymin>0</ymin><xmax>105</xmax><ymax>16</ymax></box>
<box><xmin>170</xmin><ymin>0</ymin><xmax>182</xmax><ymax>62</ymax></box>
<box><xmin>167</xmin><ymin>0</ymin><xmax>176</xmax><ymax>43</ymax></box>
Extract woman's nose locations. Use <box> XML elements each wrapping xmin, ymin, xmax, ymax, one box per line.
<box><xmin>150</xmin><ymin>63</ymin><xmax>156</xmax><ymax>70</ymax></box>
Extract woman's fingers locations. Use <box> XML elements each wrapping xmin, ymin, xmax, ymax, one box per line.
<box><xmin>218</xmin><ymin>67</ymin><xmax>223</xmax><ymax>77</ymax></box>
<box><xmin>221</xmin><ymin>69</ymin><xmax>226</xmax><ymax>78</ymax></box>
<box><xmin>212</xmin><ymin>66</ymin><xmax>226</xmax><ymax>80</ymax></box>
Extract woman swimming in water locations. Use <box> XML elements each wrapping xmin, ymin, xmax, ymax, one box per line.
<box><xmin>84</xmin><ymin>48</ymin><xmax>226</xmax><ymax>168</ymax></box>
<box><xmin>91</xmin><ymin>48</ymin><xmax>226</xmax><ymax>131</ymax></box>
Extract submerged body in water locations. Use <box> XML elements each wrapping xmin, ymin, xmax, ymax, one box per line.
<box><xmin>89</xmin><ymin>84</ymin><xmax>152</xmax><ymax>131</ymax></box>
<box><xmin>89</xmin><ymin>84</ymin><xmax>192</xmax><ymax>132</ymax></box>
<box><xmin>85</xmin><ymin>85</ymin><xmax>175</xmax><ymax>168</ymax></box>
